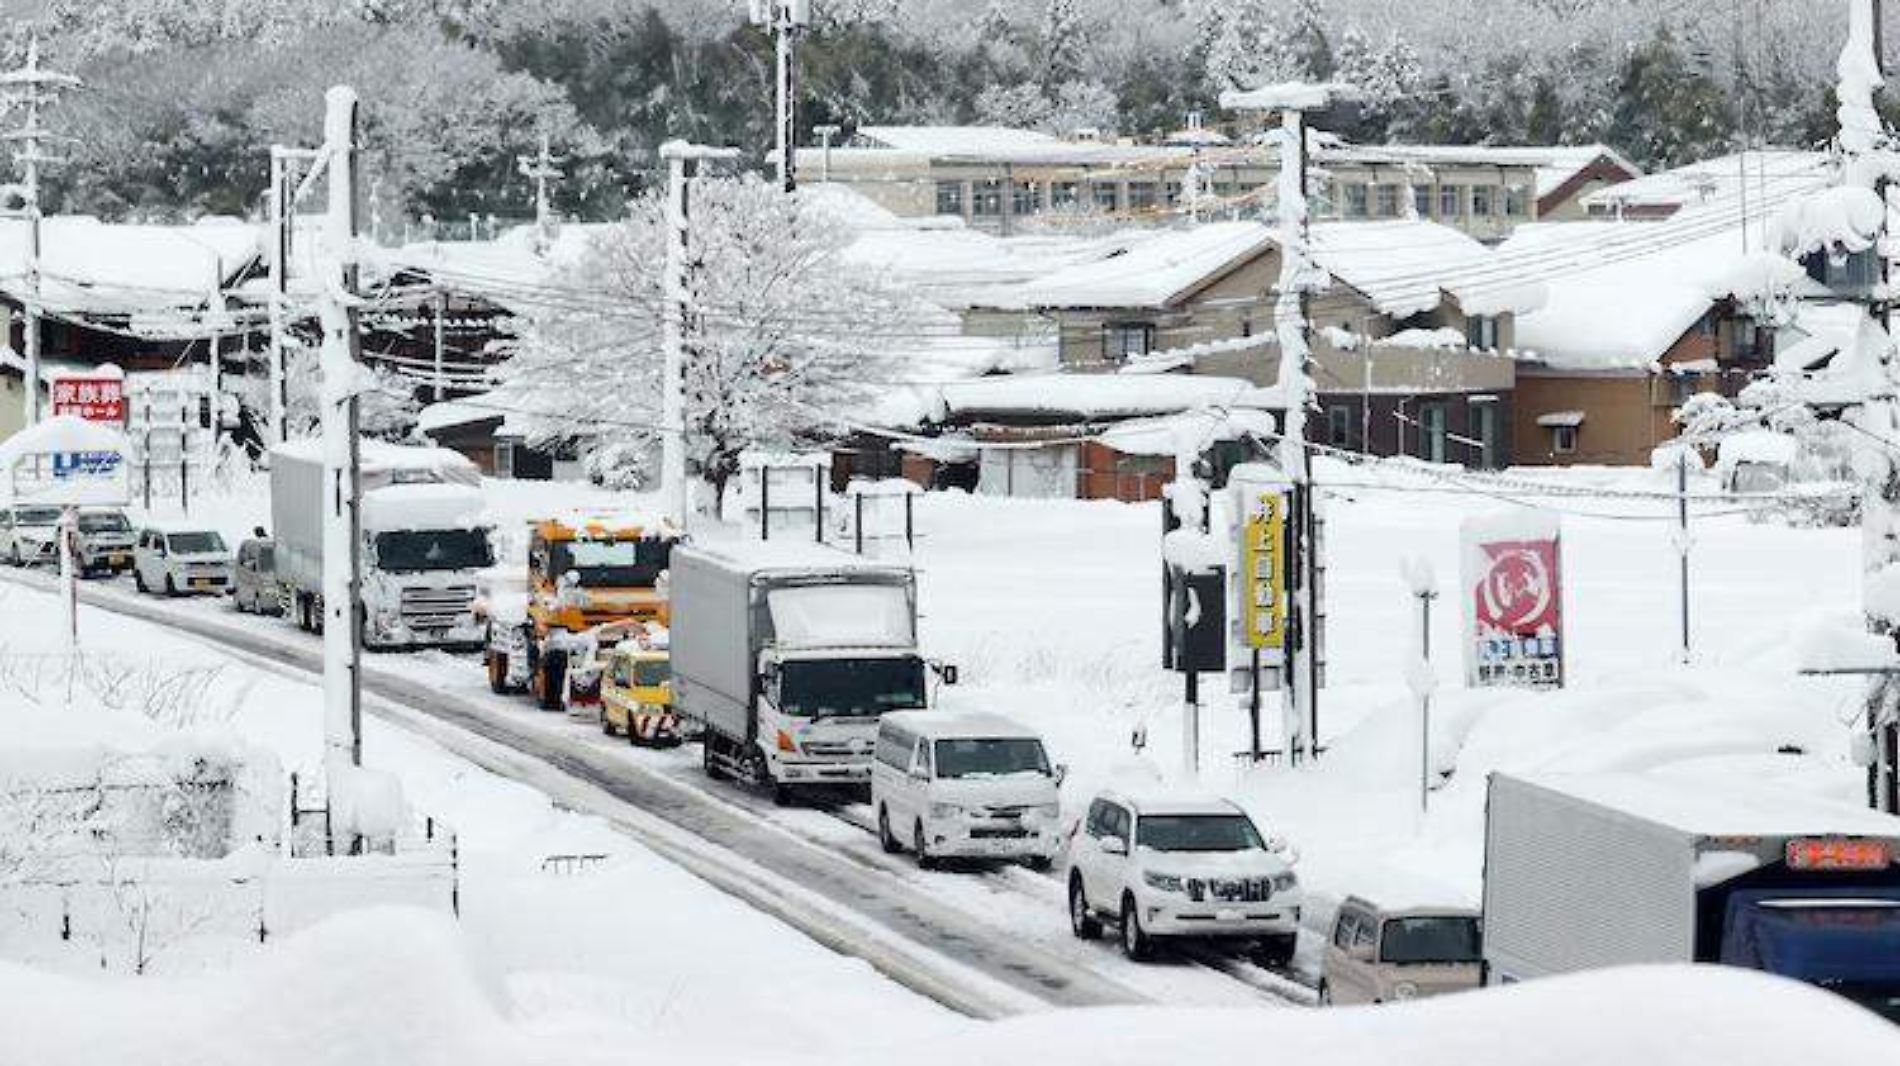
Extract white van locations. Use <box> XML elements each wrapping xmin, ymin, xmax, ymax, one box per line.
<box><xmin>872</xmin><ymin>710</ymin><xmax>1063</xmax><ymax>870</ymax></box>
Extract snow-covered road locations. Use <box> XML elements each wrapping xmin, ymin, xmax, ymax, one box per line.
<box><xmin>1</xmin><ymin>566</ymin><xmax>1308</xmax><ymax>1015</ymax></box>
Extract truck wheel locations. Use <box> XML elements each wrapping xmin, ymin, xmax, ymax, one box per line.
<box><xmin>1119</xmin><ymin>894</ymin><xmax>1153</xmax><ymax>962</ymax></box>
<box><xmin>486</xmin><ymin>652</ymin><xmax>509</xmax><ymax>695</ymax></box>
<box><xmin>878</xmin><ymin>806</ymin><xmax>902</xmax><ymax>854</ymax></box>
<box><xmin>1069</xmin><ymin>876</ymin><xmax>1102</xmax><ymax>940</ymax></box>
<box><xmin>535</xmin><ymin>650</ymin><xmax>567</xmax><ymax>711</ymax></box>
<box><xmin>772</xmin><ymin>782</ymin><xmax>795</xmax><ymax>808</ymax></box>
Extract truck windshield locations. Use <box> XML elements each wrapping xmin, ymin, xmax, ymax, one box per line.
<box><xmin>167</xmin><ymin>532</ymin><xmax>226</xmax><ymax>554</ymax></box>
<box><xmin>375</xmin><ymin>529</ymin><xmax>494</xmax><ymax>573</ymax></box>
<box><xmin>628</xmin><ymin>659</ymin><xmax>669</xmax><ymax>687</ymax></box>
<box><xmin>553</xmin><ymin>538</ymin><xmax>671</xmax><ymax>588</ymax></box>
<box><xmin>778</xmin><ymin>657</ymin><xmax>925</xmax><ymax>720</ymax></box>
<box><xmin>934</xmin><ymin>738</ymin><xmax>1051</xmax><ymax>779</ymax></box>
<box><xmin>1381</xmin><ymin>916</ymin><xmax>1483</xmax><ymax>964</ymax></box>
<box><xmin>1136</xmin><ymin>814</ymin><xmax>1264</xmax><ymax>853</ymax></box>
<box><xmin>79</xmin><ymin>512</ymin><xmax>130</xmax><ymax>533</ymax></box>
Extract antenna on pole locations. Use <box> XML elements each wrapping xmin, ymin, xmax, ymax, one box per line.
<box><xmin>516</xmin><ymin>131</ymin><xmax>565</xmax><ymax>254</ymax></box>
<box><xmin>751</xmin><ymin>0</ymin><xmax>812</xmax><ymax>192</ymax></box>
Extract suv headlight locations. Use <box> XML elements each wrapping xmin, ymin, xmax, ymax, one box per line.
<box><xmin>1142</xmin><ymin>871</ymin><xmax>1185</xmax><ymax>893</ymax></box>
<box><xmin>929</xmin><ymin>803</ymin><xmax>963</xmax><ymax>819</ymax></box>
<box><xmin>1271</xmin><ymin>872</ymin><xmax>1298</xmax><ymax>892</ymax></box>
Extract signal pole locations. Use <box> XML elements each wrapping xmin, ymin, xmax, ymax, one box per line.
<box><xmin>751</xmin><ymin>0</ymin><xmax>812</xmax><ymax>192</ymax></box>
<box><xmin>660</xmin><ymin>141</ymin><xmax>741</xmax><ymax>530</ymax></box>
<box><xmin>516</xmin><ymin>132</ymin><xmax>564</xmax><ymax>253</ymax></box>
<box><xmin>1</xmin><ymin>37</ymin><xmax>78</xmax><ymax>427</ymax></box>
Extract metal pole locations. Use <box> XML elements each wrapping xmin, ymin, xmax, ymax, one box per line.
<box><xmin>432</xmin><ymin>289</ymin><xmax>447</xmax><ymax>403</ymax></box>
<box><xmin>1184</xmin><ymin>667</ymin><xmax>1200</xmax><ymax>777</ymax></box>
<box><xmin>775</xmin><ymin>3</ymin><xmax>800</xmax><ymax>193</ymax></box>
<box><xmin>1419</xmin><ymin>589</ymin><xmax>1435</xmax><ymax>814</ymax></box>
<box><xmin>814</xmin><ymin>464</ymin><xmax>824</xmax><ymax>544</ymax></box>
<box><xmin>1677</xmin><ymin>449</ymin><xmax>1691</xmax><ymax>664</ymax></box>
<box><xmin>760</xmin><ymin>466</ymin><xmax>771</xmax><ymax>540</ymax></box>
<box><xmin>59</xmin><ymin>505</ymin><xmax>76</xmax><ymax>649</ymax></box>
<box><xmin>268</xmin><ymin>149</ymin><xmax>288</xmax><ymax>444</ymax></box>
<box><xmin>319</xmin><ymin>85</ymin><xmax>364</xmax><ymax>773</ymax></box>
<box><xmin>855</xmin><ymin>493</ymin><xmax>865</xmax><ymax>555</ymax></box>
<box><xmin>904</xmin><ymin>492</ymin><xmax>914</xmax><ymax>551</ymax></box>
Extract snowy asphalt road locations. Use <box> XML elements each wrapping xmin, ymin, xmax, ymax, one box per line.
<box><xmin>9</xmin><ymin>569</ymin><xmax>1312</xmax><ymax>1016</ymax></box>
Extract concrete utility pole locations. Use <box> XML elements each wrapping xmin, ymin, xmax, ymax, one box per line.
<box><xmin>516</xmin><ymin>132</ymin><xmax>565</xmax><ymax>253</ymax></box>
<box><xmin>660</xmin><ymin>141</ymin><xmax>742</xmax><ymax>530</ymax></box>
<box><xmin>751</xmin><ymin>0</ymin><xmax>812</xmax><ymax>192</ymax></box>
<box><xmin>1220</xmin><ymin>81</ymin><xmax>1352</xmax><ymax>764</ymax></box>
<box><xmin>813</xmin><ymin>123</ymin><xmax>841</xmax><ymax>183</ymax></box>
<box><xmin>1</xmin><ymin>38</ymin><xmax>78</xmax><ymax>428</ymax></box>
<box><xmin>319</xmin><ymin>86</ymin><xmax>365</xmax><ymax>776</ymax></box>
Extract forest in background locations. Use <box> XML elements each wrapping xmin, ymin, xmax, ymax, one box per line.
<box><xmin>0</xmin><ymin>0</ymin><xmax>1889</xmax><ymax>225</ymax></box>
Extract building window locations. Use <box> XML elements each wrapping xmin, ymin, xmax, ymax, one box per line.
<box><xmin>972</xmin><ymin>179</ymin><xmax>1003</xmax><ymax>217</ymax></box>
<box><xmin>495</xmin><ymin>441</ymin><xmax>515</xmax><ymax>479</ymax></box>
<box><xmin>1012</xmin><ymin>181</ymin><xmax>1039</xmax><ymax>215</ymax></box>
<box><xmin>1051</xmin><ymin>181</ymin><xmax>1080</xmax><ymax>208</ymax></box>
<box><xmin>1472</xmin><ymin>400</ymin><xmax>1499</xmax><ymax>468</ymax></box>
<box><xmin>1164</xmin><ymin>181</ymin><xmax>1183</xmax><ymax>206</ymax></box>
<box><xmin>936</xmin><ymin>181</ymin><xmax>965</xmax><ymax>217</ymax></box>
<box><xmin>1127</xmin><ymin>182</ymin><xmax>1159</xmax><ymax>211</ymax></box>
<box><xmin>1345</xmin><ymin>184</ymin><xmax>1369</xmax><ymax>218</ymax></box>
<box><xmin>1472</xmin><ymin>186</ymin><xmax>1494</xmax><ymax>218</ymax></box>
<box><xmin>1552</xmin><ymin>425</ymin><xmax>1578</xmax><ymax>455</ymax></box>
<box><xmin>1375</xmin><ymin>183</ymin><xmax>1402</xmax><ymax>218</ymax></box>
<box><xmin>1504</xmin><ymin>184</ymin><xmax>1529</xmax><ymax>217</ymax></box>
<box><xmin>1466</xmin><ymin>315</ymin><xmax>1499</xmax><ymax>350</ymax></box>
<box><xmin>1093</xmin><ymin>182</ymin><xmax>1120</xmax><ymax>212</ymax></box>
<box><xmin>1104</xmin><ymin>322</ymin><xmax>1155</xmax><ymax>362</ymax></box>
<box><xmin>1214</xmin><ymin>180</ymin><xmax>1237</xmax><ymax>198</ymax></box>
<box><xmin>1419</xmin><ymin>404</ymin><xmax>1448</xmax><ymax>463</ymax></box>
<box><xmin>1413</xmin><ymin>186</ymin><xmax>1432</xmax><ymax>218</ymax></box>
<box><xmin>1327</xmin><ymin>405</ymin><xmax>1353</xmax><ymax>448</ymax></box>
<box><xmin>1439</xmin><ymin>185</ymin><xmax>1463</xmax><ymax>218</ymax></box>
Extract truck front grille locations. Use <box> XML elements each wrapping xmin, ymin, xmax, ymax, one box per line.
<box><xmin>400</xmin><ymin>585</ymin><xmax>476</xmax><ymax>630</ymax></box>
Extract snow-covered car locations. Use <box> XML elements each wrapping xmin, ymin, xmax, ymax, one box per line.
<box><xmin>872</xmin><ymin>710</ymin><xmax>1062</xmax><ymax>870</ymax></box>
<box><xmin>133</xmin><ymin>524</ymin><xmax>233</xmax><ymax>597</ymax></box>
<box><xmin>1</xmin><ymin>504</ymin><xmax>63</xmax><ymax>567</ymax></box>
<box><xmin>1319</xmin><ymin>896</ymin><xmax>1482</xmax><ymax>1006</ymax></box>
<box><xmin>1065</xmin><ymin>788</ymin><xmax>1301</xmax><ymax>965</ymax></box>
<box><xmin>74</xmin><ymin>508</ymin><xmax>136</xmax><ymax>577</ymax></box>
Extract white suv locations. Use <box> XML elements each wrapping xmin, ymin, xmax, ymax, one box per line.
<box><xmin>1065</xmin><ymin>789</ymin><xmax>1301</xmax><ymax>965</ymax></box>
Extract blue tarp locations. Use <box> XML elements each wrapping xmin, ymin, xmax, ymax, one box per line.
<box><xmin>1722</xmin><ymin>889</ymin><xmax>1900</xmax><ymax>984</ymax></box>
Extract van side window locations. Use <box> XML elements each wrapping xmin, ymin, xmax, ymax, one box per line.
<box><xmin>1085</xmin><ymin>799</ymin><xmax>1110</xmax><ymax>837</ymax></box>
<box><xmin>1334</xmin><ymin>913</ymin><xmax>1359</xmax><ymax>948</ymax></box>
<box><xmin>1353</xmin><ymin>917</ymin><xmax>1377</xmax><ymax>950</ymax></box>
<box><xmin>911</xmin><ymin>739</ymin><xmax>932</xmax><ymax>776</ymax></box>
<box><xmin>876</xmin><ymin>729</ymin><xmax>912</xmax><ymax>770</ymax></box>
<box><xmin>1106</xmin><ymin>805</ymin><xmax>1130</xmax><ymax>842</ymax></box>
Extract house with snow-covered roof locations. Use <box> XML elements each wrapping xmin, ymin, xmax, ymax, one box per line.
<box><xmin>1499</xmin><ymin>211</ymin><xmax>1821</xmax><ymax>466</ymax></box>
<box><xmin>1580</xmin><ymin>150</ymin><xmax>1831</xmax><ymax>221</ymax></box>
<box><xmin>953</xmin><ymin>218</ymin><xmax>1541</xmax><ymax>468</ymax></box>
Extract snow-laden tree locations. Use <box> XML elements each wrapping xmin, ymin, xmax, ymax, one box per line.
<box><xmin>496</xmin><ymin>176</ymin><xmax>920</xmax><ymax>506</ymax></box>
<box><xmin>975</xmin><ymin>80</ymin><xmax>1120</xmax><ymax>136</ymax></box>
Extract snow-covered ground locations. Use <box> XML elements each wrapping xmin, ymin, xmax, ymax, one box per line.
<box><xmin>7</xmin><ymin>455</ymin><xmax>1897</xmax><ymax>1058</ymax></box>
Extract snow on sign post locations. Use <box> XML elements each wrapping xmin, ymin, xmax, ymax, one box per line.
<box><xmin>1461</xmin><ymin>510</ymin><xmax>1565</xmax><ymax>690</ymax></box>
<box><xmin>49</xmin><ymin>365</ymin><xmax>126</xmax><ymax>425</ymax></box>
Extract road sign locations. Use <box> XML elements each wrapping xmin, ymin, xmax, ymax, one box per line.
<box><xmin>50</xmin><ymin>372</ymin><xmax>126</xmax><ymax>424</ymax></box>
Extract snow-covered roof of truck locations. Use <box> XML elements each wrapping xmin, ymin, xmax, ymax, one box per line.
<box><xmin>360</xmin><ymin>482</ymin><xmax>487</xmax><ymax>534</ymax></box>
<box><xmin>681</xmin><ymin>538</ymin><xmax>914</xmax><ymax>578</ymax></box>
<box><xmin>271</xmin><ymin>438</ymin><xmax>481</xmax><ymax>484</ymax></box>
<box><xmin>1503</xmin><ymin>772</ymin><xmax>1900</xmax><ymax>841</ymax></box>
<box><xmin>881</xmin><ymin>710</ymin><xmax>1043</xmax><ymax>741</ymax></box>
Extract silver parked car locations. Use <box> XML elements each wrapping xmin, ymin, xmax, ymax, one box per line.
<box><xmin>74</xmin><ymin>509</ymin><xmax>137</xmax><ymax>577</ymax></box>
<box><xmin>1</xmin><ymin>504</ymin><xmax>63</xmax><ymax>567</ymax></box>
<box><xmin>133</xmin><ymin>525</ymin><xmax>233</xmax><ymax>597</ymax></box>
<box><xmin>232</xmin><ymin>535</ymin><xmax>281</xmax><ymax>615</ymax></box>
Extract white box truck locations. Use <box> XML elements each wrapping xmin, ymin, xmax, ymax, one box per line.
<box><xmin>269</xmin><ymin>439</ymin><xmax>493</xmax><ymax>651</ymax></box>
<box><xmin>1483</xmin><ymin>771</ymin><xmax>1900</xmax><ymax>1022</ymax></box>
<box><xmin>671</xmin><ymin>540</ymin><xmax>952</xmax><ymax>804</ymax></box>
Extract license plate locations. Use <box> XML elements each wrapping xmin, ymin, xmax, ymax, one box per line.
<box><xmin>191</xmin><ymin>578</ymin><xmax>215</xmax><ymax>589</ymax></box>
<box><xmin>1216</xmin><ymin>909</ymin><xmax>1243</xmax><ymax>922</ymax></box>
<box><xmin>108</xmin><ymin>554</ymin><xmax>126</xmax><ymax>564</ymax></box>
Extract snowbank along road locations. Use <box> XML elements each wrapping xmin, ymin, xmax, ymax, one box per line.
<box><xmin>5</xmin><ymin>567</ymin><xmax>1311</xmax><ymax>1015</ymax></box>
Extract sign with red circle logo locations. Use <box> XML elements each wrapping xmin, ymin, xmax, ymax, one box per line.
<box><xmin>1462</xmin><ymin>513</ymin><xmax>1565</xmax><ymax>689</ymax></box>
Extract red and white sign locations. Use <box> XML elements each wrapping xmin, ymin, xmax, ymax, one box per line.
<box><xmin>50</xmin><ymin>369</ymin><xmax>126</xmax><ymax>425</ymax></box>
<box><xmin>1462</xmin><ymin>511</ymin><xmax>1565</xmax><ymax>689</ymax></box>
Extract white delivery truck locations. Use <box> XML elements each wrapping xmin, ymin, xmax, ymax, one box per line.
<box><xmin>269</xmin><ymin>439</ymin><xmax>493</xmax><ymax>651</ymax></box>
<box><xmin>1483</xmin><ymin>771</ymin><xmax>1900</xmax><ymax>1022</ymax></box>
<box><xmin>671</xmin><ymin>540</ymin><xmax>953</xmax><ymax>804</ymax></box>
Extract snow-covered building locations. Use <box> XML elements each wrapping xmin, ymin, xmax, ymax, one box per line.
<box><xmin>797</xmin><ymin>125</ymin><xmax>1602</xmax><ymax>243</ymax></box>
<box><xmin>1500</xmin><ymin>210</ymin><xmax>1819</xmax><ymax>465</ymax></box>
<box><xmin>957</xmin><ymin>218</ymin><xmax>1540</xmax><ymax>468</ymax></box>
<box><xmin>1579</xmin><ymin>150</ymin><xmax>1831</xmax><ymax>221</ymax></box>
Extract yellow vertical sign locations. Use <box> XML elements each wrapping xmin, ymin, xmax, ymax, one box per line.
<box><xmin>1243</xmin><ymin>492</ymin><xmax>1286</xmax><ymax>650</ymax></box>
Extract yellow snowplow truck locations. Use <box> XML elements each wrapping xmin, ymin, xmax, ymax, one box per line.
<box><xmin>481</xmin><ymin>513</ymin><xmax>678</xmax><ymax>709</ymax></box>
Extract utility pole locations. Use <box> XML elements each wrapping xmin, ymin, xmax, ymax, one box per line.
<box><xmin>660</xmin><ymin>141</ymin><xmax>742</xmax><ymax>531</ymax></box>
<box><xmin>1676</xmin><ymin>449</ymin><xmax>1692</xmax><ymax>665</ymax></box>
<box><xmin>516</xmin><ymin>132</ymin><xmax>564</xmax><ymax>253</ymax></box>
<box><xmin>1</xmin><ymin>37</ymin><xmax>78</xmax><ymax>428</ymax></box>
<box><xmin>319</xmin><ymin>86</ymin><xmax>365</xmax><ymax>777</ymax></box>
<box><xmin>751</xmin><ymin>0</ymin><xmax>812</xmax><ymax>192</ymax></box>
<box><xmin>432</xmin><ymin>289</ymin><xmax>448</xmax><ymax>403</ymax></box>
<box><xmin>268</xmin><ymin>145</ymin><xmax>319</xmax><ymax>444</ymax></box>
<box><xmin>1221</xmin><ymin>81</ymin><xmax>1351</xmax><ymax>765</ymax></box>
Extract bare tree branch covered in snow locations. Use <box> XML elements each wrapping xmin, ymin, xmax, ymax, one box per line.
<box><xmin>496</xmin><ymin>176</ymin><xmax>918</xmax><ymax>505</ymax></box>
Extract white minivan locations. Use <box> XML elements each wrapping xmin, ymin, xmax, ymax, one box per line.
<box><xmin>872</xmin><ymin>710</ymin><xmax>1063</xmax><ymax>870</ymax></box>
